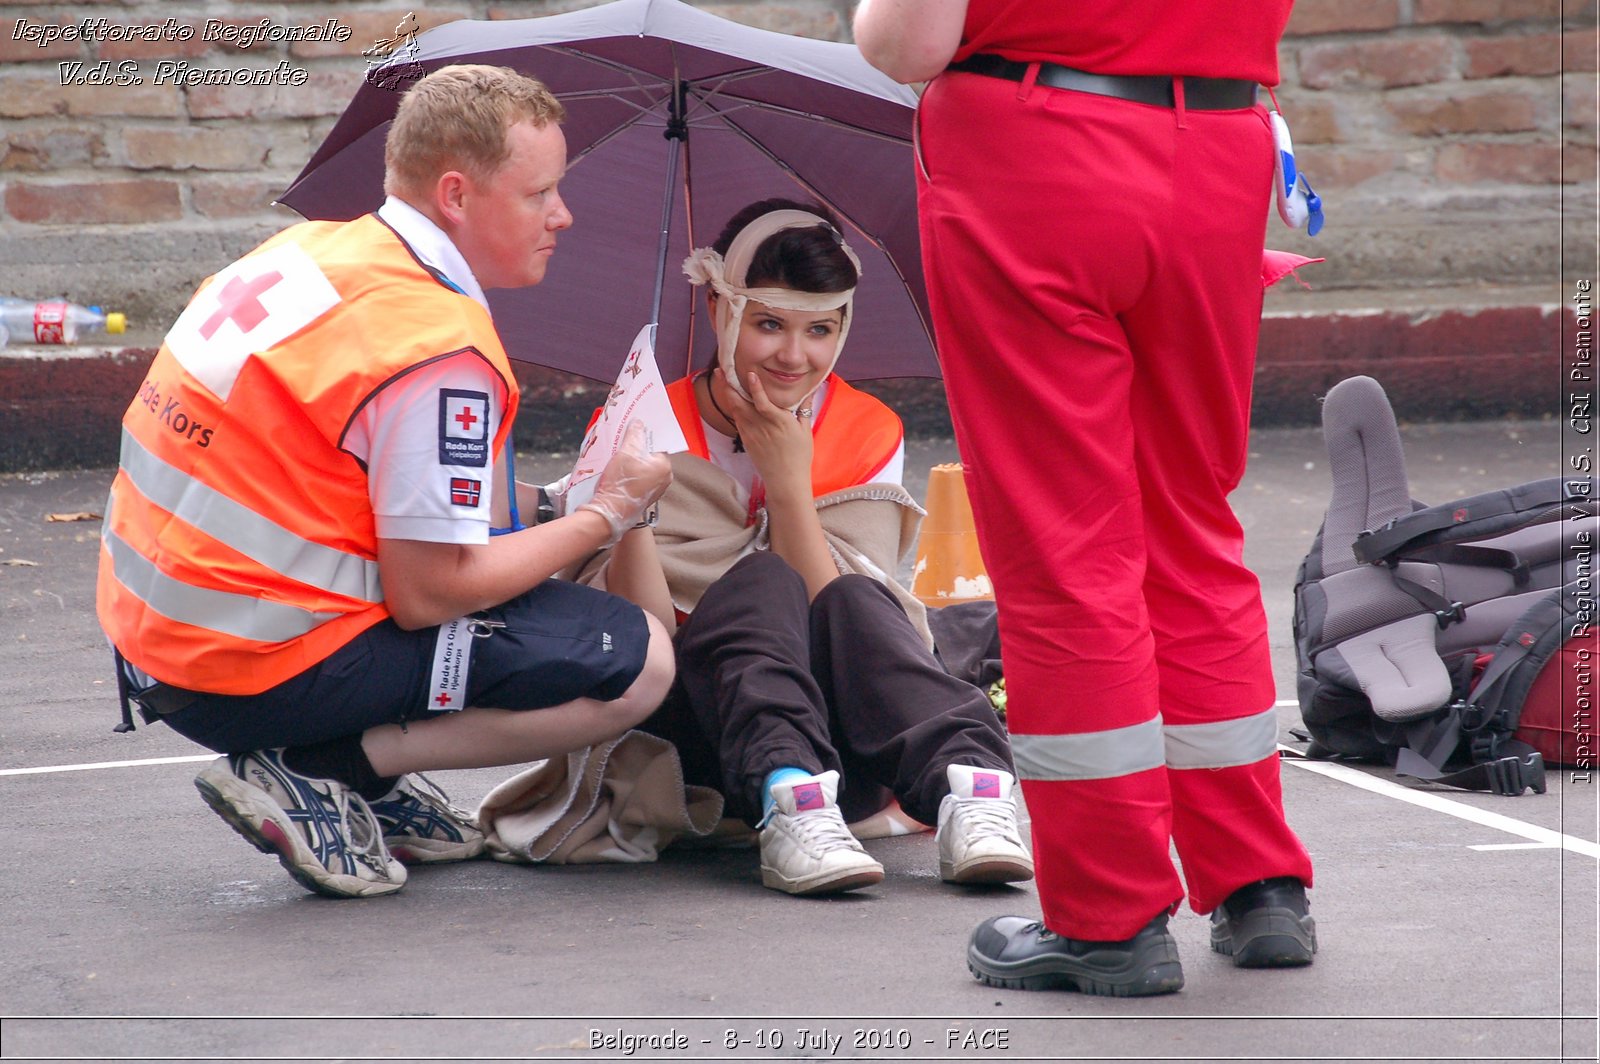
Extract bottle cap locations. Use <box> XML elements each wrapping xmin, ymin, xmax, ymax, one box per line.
<box><xmin>106</xmin><ymin>312</ymin><xmax>127</xmax><ymax>334</ymax></box>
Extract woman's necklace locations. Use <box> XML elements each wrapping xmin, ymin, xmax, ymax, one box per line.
<box><xmin>700</xmin><ymin>369</ymin><xmax>744</xmax><ymax>452</ymax></box>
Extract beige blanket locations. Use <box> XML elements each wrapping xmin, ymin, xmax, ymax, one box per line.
<box><xmin>478</xmin><ymin>730</ymin><xmax>724</xmax><ymax>864</ymax></box>
<box><xmin>573</xmin><ymin>451</ymin><xmax>932</xmax><ymax>646</ymax></box>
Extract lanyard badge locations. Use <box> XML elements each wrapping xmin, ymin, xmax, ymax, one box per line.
<box><xmin>1271</xmin><ymin>110</ymin><xmax>1325</xmax><ymax>236</ymax></box>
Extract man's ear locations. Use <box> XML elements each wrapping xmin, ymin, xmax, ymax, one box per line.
<box><xmin>433</xmin><ymin>170</ymin><xmax>469</xmax><ymax>225</ymax></box>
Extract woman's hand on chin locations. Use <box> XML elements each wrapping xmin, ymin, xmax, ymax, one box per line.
<box><xmin>719</xmin><ymin>368</ymin><xmax>814</xmax><ymax>500</ymax></box>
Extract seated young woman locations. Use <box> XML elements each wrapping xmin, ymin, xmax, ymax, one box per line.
<box><xmin>573</xmin><ymin>198</ymin><xmax>1031</xmax><ymax>896</ymax></box>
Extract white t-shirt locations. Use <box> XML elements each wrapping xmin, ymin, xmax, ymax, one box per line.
<box><xmin>339</xmin><ymin>197</ymin><xmax>507</xmax><ymax>545</ymax></box>
<box><xmin>343</xmin><ymin>354</ymin><xmax>506</xmax><ymax>544</ymax></box>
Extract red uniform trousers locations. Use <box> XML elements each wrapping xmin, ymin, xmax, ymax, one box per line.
<box><xmin>916</xmin><ymin>69</ymin><xmax>1314</xmax><ymax>940</ymax></box>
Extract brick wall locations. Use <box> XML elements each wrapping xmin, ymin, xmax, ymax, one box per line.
<box><xmin>1273</xmin><ymin>0</ymin><xmax>1597</xmax><ymax>287</ymax></box>
<box><xmin>0</xmin><ymin>0</ymin><xmax>1593</xmax><ymax>328</ymax></box>
<box><xmin>0</xmin><ymin>0</ymin><xmax>854</xmax><ymax>330</ymax></box>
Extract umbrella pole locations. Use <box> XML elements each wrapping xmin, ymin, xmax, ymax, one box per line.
<box><xmin>648</xmin><ymin>79</ymin><xmax>689</xmax><ymax>330</ymax></box>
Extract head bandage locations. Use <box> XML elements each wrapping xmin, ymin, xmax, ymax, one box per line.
<box><xmin>682</xmin><ymin>209</ymin><xmax>861</xmax><ymax>408</ymax></box>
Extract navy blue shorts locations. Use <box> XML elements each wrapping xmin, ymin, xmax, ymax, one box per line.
<box><xmin>158</xmin><ymin>579</ymin><xmax>650</xmax><ymax>754</ymax></box>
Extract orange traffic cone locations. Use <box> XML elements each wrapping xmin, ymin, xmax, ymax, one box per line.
<box><xmin>911</xmin><ymin>463</ymin><xmax>994</xmax><ymax>607</ymax></box>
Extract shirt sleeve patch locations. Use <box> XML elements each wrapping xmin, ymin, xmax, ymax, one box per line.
<box><xmin>449</xmin><ymin>477</ymin><xmax>482</xmax><ymax>508</ymax></box>
<box><xmin>438</xmin><ymin>388</ymin><xmax>489</xmax><ymax>467</ymax></box>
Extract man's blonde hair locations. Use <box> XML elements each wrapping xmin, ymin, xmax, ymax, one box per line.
<box><xmin>384</xmin><ymin>64</ymin><xmax>566</xmax><ymax>200</ymax></box>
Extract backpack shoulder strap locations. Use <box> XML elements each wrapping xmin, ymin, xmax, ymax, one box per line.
<box><xmin>1353</xmin><ymin>477</ymin><xmax>1592</xmax><ymax>565</ymax></box>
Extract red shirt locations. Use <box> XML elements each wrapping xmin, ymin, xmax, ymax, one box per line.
<box><xmin>953</xmin><ymin>0</ymin><xmax>1293</xmax><ymax>85</ymax></box>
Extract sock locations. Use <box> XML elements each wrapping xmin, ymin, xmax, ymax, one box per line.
<box><xmin>761</xmin><ymin>766</ymin><xmax>814</xmax><ymax>821</ymax></box>
<box><xmin>282</xmin><ymin>734</ymin><xmax>398</xmax><ymax>801</ymax></box>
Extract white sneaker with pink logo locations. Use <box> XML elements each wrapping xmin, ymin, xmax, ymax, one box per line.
<box><xmin>759</xmin><ymin>769</ymin><xmax>884</xmax><ymax>896</ymax></box>
<box><xmin>937</xmin><ymin>764</ymin><xmax>1034</xmax><ymax>885</ymax></box>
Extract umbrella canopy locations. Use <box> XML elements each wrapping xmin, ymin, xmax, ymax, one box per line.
<box><xmin>278</xmin><ymin>0</ymin><xmax>934</xmax><ymax>384</ymax></box>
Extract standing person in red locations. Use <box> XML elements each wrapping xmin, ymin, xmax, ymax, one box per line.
<box><xmin>854</xmin><ymin>2</ymin><xmax>1317</xmax><ymax>994</ymax></box>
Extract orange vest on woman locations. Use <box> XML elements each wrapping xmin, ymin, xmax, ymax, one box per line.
<box><xmin>664</xmin><ymin>373</ymin><xmax>903</xmax><ymax>503</ymax></box>
<box><xmin>96</xmin><ymin>214</ymin><xmax>518</xmax><ymax>696</ymax></box>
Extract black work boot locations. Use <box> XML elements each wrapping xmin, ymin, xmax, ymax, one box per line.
<box><xmin>1210</xmin><ymin>876</ymin><xmax>1317</xmax><ymax>968</ymax></box>
<box><xmin>966</xmin><ymin>913</ymin><xmax>1184</xmax><ymax>997</ymax></box>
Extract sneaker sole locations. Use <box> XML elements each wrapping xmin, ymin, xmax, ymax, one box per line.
<box><xmin>966</xmin><ymin>936</ymin><xmax>1185</xmax><ymax>997</ymax></box>
<box><xmin>384</xmin><ymin>836</ymin><xmax>487</xmax><ymax>865</ymax></box>
<box><xmin>760</xmin><ymin>863</ymin><xmax>884</xmax><ymax>896</ymax></box>
<box><xmin>941</xmin><ymin>855</ymin><xmax>1035</xmax><ymax>885</ymax></box>
<box><xmin>1211</xmin><ymin>909</ymin><xmax>1317</xmax><ymax>968</ymax></box>
<box><xmin>195</xmin><ymin>769</ymin><xmax>405</xmax><ymax>899</ymax></box>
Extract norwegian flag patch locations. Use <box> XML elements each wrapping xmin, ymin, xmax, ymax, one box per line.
<box><xmin>449</xmin><ymin>477</ymin><xmax>482</xmax><ymax>508</ymax></box>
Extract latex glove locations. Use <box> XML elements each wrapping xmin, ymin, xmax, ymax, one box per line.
<box><xmin>577</xmin><ymin>419</ymin><xmax>672</xmax><ymax>545</ymax></box>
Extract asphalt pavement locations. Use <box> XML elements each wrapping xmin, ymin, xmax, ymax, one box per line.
<box><xmin>1</xmin><ymin>417</ymin><xmax>1594</xmax><ymax>1063</ymax></box>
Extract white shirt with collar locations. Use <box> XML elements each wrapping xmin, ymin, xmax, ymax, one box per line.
<box><xmin>342</xmin><ymin>196</ymin><xmax>508</xmax><ymax>545</ymax></box>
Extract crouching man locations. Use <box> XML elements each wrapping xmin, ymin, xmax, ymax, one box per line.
<box><xmin>95</xmin><ymin>65</ymin><xmax>674</xmax><ymax>898</ymax></box>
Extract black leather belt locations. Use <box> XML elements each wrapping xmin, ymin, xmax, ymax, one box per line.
<box><xmin>948</xmin><ymin>54</ymin><xmax>1258</xmax><ymax>111</ymax></box>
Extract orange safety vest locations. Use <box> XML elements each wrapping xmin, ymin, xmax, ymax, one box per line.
<box><xmin>664</xmin><ymin>373</ymin><xmax>903</xmax><ymax>502</ymax></box>
<box><xmin>96</xmin><ymin>214</ymin><xmax>518</xmax><ymax>696</ymax></box>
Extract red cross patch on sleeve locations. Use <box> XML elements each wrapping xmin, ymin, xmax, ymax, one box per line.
<box><xmin>449</xmin><ymin>477</ymin><xmax>482</xmax><ymax>508</ymax></box>
<box><xmin>438</xmin><ymin>388</ymin><xmax>490</xmax><ymax>467</ymax></box>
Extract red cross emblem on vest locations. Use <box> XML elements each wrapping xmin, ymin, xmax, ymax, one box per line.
<box><xmin>199</xmin><ymin>270</ymin><xmax>285</xmax><ymax>340</ymax></box>
<box><xmin>454</xmin><ymin>405</ymin><xmax>479</xmax><ymax>432</ymax></box>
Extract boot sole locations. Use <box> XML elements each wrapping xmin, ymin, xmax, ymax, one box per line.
<box><xmin>941</xmin><ymin>856</ymin><xmax>1035</xmax><ymax>885</ymax></box>
<box><xmin>195</xmin><ymin>770</ymin><xmax>404</xmax><ymax>899</ymax></box>
<box><xmin>1211</xmin><ymin>908</ymin><xmax>1317</xmax><ymax>968</ymax></box>
<box><xmin>967</xmin><ymin>936</ymin><xmax>1184</xmax><ymax>997</ymax></box>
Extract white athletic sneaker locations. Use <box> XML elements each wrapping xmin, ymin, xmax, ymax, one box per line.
<box><xmin>195</xmin><ymin>749</ymin><xmax>406</xmax><ymax>898</ymax></box>
<box><xmin>937</xmin><ymin>764</ymin><xmax>1034</xmax><ymax>885</ymax></box>
<box><xmin>370</xmin><ymin>773</ymin><xmax>486</xmax><ymax>864</ymax></box>
<box><xmin>759</xmin><ymin>770</ymin><xmax>884</xmax><ymax>896</ymax></box>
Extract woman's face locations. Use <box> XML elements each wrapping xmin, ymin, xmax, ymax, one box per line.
<box><xmin>725</xmin><ymin>296</ymin><xmax>844</xmax><ymax>410</ymax></box>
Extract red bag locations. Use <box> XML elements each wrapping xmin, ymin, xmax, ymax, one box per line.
<box><xmin>1514</xmin><ymin>640</ymin><xmax>1597</xmax><ymax>768</ymax></box>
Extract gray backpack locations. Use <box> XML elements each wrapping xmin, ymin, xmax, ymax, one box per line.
<box><xmin>1292</xmin><ymin>376</ymin><xmax>1594</xmax><ymax>796</ymax></box>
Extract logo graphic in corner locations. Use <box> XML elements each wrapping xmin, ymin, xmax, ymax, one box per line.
<box><xmin>449</xmin><ymin>477</ymin><xmax>482</xmax><ymax>508</ymax></box>
<box><xmin>792</xmin><ymin>782</ymin><xmax>825</xmax><ymax>811</ymax></box>
<box><xmin>973</xmin><ymin>772</ymin><xmax>1001</xmax><ymax>798</ymax></box>
<box><xmin>439</xmin><ymin>389</ymin><xmax>489</xmax><ymax>467</ymax></box>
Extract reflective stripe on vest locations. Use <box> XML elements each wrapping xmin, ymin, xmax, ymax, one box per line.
<box><xmin>102</xmin><ymin>521</ymin><xmax>342</xmax><ymax>643</ymax></box>
<box><xmin>117</xmin><ymin>427</ymin><xmax>382</xmax><ymax>606</ymax></box>
<box><xmin>1011</xmin><ymin>707</ymin><xmax>1279</xmax><ymax>782</ymax></box>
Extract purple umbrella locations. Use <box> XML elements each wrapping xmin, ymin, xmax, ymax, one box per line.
<box><xmin>278</xmin><ymin>0</ymin><xmax>933</xmax><ymax>384</ymax></box>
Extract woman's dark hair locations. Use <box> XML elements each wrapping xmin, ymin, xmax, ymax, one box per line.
<box><xmin>710</xmin><ymin>198</ymin><xmax>858</xmax><ymax>293</ymax></box>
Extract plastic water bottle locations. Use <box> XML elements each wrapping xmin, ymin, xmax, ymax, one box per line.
<box><xmin>0</xmin><ymin>297</ymin><xmax>126</xmax><ymax>344</ymax></box>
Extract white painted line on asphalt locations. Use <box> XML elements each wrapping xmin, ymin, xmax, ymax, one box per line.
<box><xmin>1271</xmin><ymin>700</ymin><xmax>1599</xmax><ymax>858</ymax></box>
<box><xmin>1280</xmin><ymin>746</ymin><xmax>1600</xmax><ymax>859</ymax></box>
<box><xmin>0</xmin><ymin>754</ymin><xmax>213</xmax><ymax>777</ymax></box>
